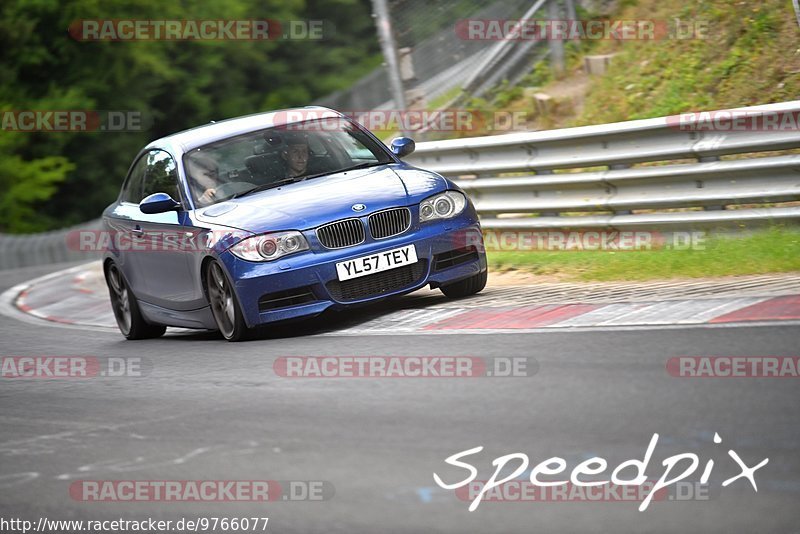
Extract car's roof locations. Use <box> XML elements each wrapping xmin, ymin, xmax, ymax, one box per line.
<box><xmin>146</xmin><ymin>106</ymin><xmax>343</xmax><ymax>154</ymax></box>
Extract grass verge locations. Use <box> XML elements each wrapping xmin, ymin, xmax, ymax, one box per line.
<box><xmin>487</xmin><ymin>227</ymin><xmax>800</xmax><ymax>282</ymax></box>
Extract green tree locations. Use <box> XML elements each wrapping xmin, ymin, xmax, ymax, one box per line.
<box><xmin>0</xmin><ymin>0</ymin><xmax>379</xmax><ymax>232</ymax></box>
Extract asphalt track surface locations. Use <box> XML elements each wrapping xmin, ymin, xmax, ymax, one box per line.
<box><xmin>0</xmin><ymin>263</ymin><xmax>799</xmax><ymax>533</ymax></box>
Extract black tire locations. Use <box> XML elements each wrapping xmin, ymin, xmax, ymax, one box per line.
<box><xmin>105</xmin><ymin>261</ymin><xmax>166</xmax><ymax>340</ymax></box>
<box><xmin>440</xmin><ymin>269</ymin><xmax>488</xmax><ymax>299</ymax></box>
<box><xmin>204</xmin><ymin>259</ymin><xmax>253</xmax><ymax>342</ymax></box>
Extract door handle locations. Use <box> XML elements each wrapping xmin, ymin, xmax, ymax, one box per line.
<box><xmin>131</xmin><ymin>225</ymin><xmax>144</xmax><ymax>237</ymax></box>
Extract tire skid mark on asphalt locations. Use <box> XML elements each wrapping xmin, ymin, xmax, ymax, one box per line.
<box><xmin>0</xmin><ymin>413</ymin><xmax>191</xmax><ymax>452</ymax></box>
<box><xmin>0</xmin><ymin>415</ymin><xmax>223</xmax><ymax>485</ymax></box>
<box><xmin>55</xmin><ymin>446</ymin><xmax>214</xmax><ymax>481</ymax></box>
<box><xmin>51</xmin><ymin>442</ymin><xmax>273</xmax><ymax>482</ymax></box>
<box><xmin>0</xmin><ymin>472</ymin><xmax>40</xmax><ymax>488</ymax></box>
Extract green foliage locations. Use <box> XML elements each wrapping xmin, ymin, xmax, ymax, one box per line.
<box><xmin>520</xmin><ymin>57</ymin><xmax>553</xmax><ymax>88</ymax></box>
<box><xmin>0</xmin><ymin>0</ymin><xmax>380</xmax><ymax>232</ymax></box>
<box><xmin>475</xmin><ymin>0</ymin><xmax>798</xmax><ymax>136</ymax></box>
<box><xmin>579</xmin><ymin>0</ymin><xmax>799</xmax><ymax>124</ymax></box>
<box><xmin>0</xmin><ymin>136</ymin><xmax>74</xmax><ymax>232</ymax></box>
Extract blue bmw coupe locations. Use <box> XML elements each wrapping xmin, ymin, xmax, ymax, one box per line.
<box><xmin>102</xmin><ymin>108</ymin><xmax>487</xmax><ymax>341</ymax></box>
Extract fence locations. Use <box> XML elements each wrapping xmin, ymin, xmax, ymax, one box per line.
<box><xmin>315</xmin><ymin>0</ymin><xmax>537</xmax><ymax>111</ymax></box>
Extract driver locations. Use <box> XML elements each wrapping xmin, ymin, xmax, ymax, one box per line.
<box><xmin>186</xmin><ymin>153</ymin><xmax>222</xmax><ymax>206</ymax></box>
<box><xmin>281</xmin><ymin>132</ymin><xmax>310</xmax><ymax>179</ymax></box>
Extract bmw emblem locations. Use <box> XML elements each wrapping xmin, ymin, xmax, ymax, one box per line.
<box><xmin>352</xmin><ymin>203</ymin><xmax>366</xmax><ymax>212</ymax></box>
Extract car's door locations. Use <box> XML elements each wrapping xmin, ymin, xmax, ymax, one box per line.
<box><xmin>133</xmin><ymin>150</ymin><xmax>198</xmax><ymax>309</ymax></box>
<box><xmin>107</xmin><ymin>152</ymin><xmax>151</xmax><ymax>298</ymax></box>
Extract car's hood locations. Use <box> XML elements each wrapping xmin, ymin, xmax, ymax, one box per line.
<box><xmin>195</xmin><ymin>164</ymin><xmax>447</xmax><ymax>234</ymax></box>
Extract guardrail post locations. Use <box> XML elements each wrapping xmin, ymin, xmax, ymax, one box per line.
<box><xmin>371</xmin><ymin>0</ymin><xmax>409</xmax><ymax>136</ymax></box>
<box><xmin>608</xmin><ymin>163</ymin><xmax>631</xmax><ymax>215</ymax></box>
<box><xmin>565</xmin><ymin>0</ymin><xmax>576</xmax><ymax>22</ymax></box>
<box><xmin>548</xmin><ymin>0</ymin><xmax>566</xmax><ymax>75</ymax></box>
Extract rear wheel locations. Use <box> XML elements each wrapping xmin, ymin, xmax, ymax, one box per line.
<box><xmin>205</xmin><ymin>260</ymin><xmax>252</xmax><ymax>342</ymax></box>
<box><xmin>105</xmin><ymin>262</ymin><xmax>166</xmax><ymax>340</ymax></box>
<box><xmin>440</xmin><ymin>269</ymin><xmax>488</xmax><ymax>299</ymax></box>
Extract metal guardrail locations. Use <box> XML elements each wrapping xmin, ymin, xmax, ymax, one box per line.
<box><xmin>407</xmin><ymin>101</ymin><xmax>800</xmax><ymax>229</ymax></box>
<box><xmin>0</xmin><ymin>220</ymin><xmax>102</xmax><ymax>270</ymax></box>
<box><xmin>2</xmin><ymin>101</ymin><xmax>799</xmax><ymax>270</ymax></box>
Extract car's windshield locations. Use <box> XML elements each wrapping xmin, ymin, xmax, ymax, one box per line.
<box><xmin>183</xmin><ymin>118</ymin><xmax>394</xmax><ymax>207</ymax></box>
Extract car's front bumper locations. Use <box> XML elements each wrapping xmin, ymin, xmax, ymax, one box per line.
<box><xmin>219</xmin><ymin>216</ymin><xmax>486</xmax><ymax>328</ymax></box>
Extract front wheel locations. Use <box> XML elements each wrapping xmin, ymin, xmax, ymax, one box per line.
<box><xmin>205</xmin><ymin>260</ymin><xmax>252</xmax><ymax>342</ymax></box>
<box><xmin>440</xmin><ymin>269</ymin><xmax>488</xmax><ymax>299</ymax></box>
<box><xmin>105</xmin><ymin>261</ymin><xmax>166</xmax><ymax>340</ymax></box>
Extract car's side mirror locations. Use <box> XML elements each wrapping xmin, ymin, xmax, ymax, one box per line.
<box><xmin>139</xmin><ymin>192</ymin><xmax>181</xmax><ymax>214</ymax></box>
<box><xmin>390</xmin><ymin>137</ymin><xmax>416</xmax><ymax>158</ymax></box>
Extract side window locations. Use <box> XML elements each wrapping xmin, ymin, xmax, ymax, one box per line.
<box><xmin>120</xmin><ymin>154</ymin><xmax>149</xmax><ymax>204</ymax></box>
<box><xmin>334</xmin><ymin>128</ymin><xmax>381</xmax><ymax>162</ymax></box>
<box><xmin>141</xmin><ymin>150</ymin><xmax>180</xmax><ymax>204</ymax></box>
<box><xmin>337</xmin><ymin>133</ymin><xmax>369</xmax><ymax>160</ymax></box>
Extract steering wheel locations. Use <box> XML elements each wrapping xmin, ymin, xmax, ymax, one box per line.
<box><xmin>212</xmin><ymin>181</ymin><xmax>256</xmax><ymax>199</ymax></box>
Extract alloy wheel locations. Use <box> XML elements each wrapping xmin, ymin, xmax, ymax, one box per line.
<box><xmin>207</xmin><ymin>261</ymin><xmax>236</xmax><ymax>338</ymax></box>
<box><xmin>107</xmin><ymin>263</ymin><xmax>132</xmax><ymax>335</ymax></box>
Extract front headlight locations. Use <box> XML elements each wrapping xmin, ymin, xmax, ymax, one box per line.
<box><xmin>419</xmin><ymin>191</ymin><xmax>467</xmax><ymax>222</ymax></box>
<box><xmin>229</xmin><ymin>230</ymin><xmax>309</xmax><ymax>262</ymax></box>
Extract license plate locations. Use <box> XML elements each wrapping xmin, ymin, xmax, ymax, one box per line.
<box><xmin>336</xmin><ymin>245</ymin><xmax>418</xmax><ymax>281</ymax></box>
